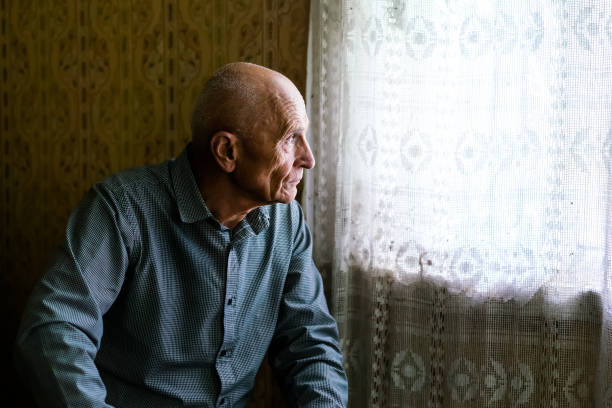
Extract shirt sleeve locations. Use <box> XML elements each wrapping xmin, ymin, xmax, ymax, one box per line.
<box><xmin>14</xmin><ymin>183</ymin><xmax>135</xmax><ymax>408</ymax></box>
<box><xmin>268</xmin><ymin>203</ymin><xmax>348</xmax><ymax>408</ymax></box>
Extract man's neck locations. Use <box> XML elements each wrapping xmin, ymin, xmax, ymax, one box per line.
<box><xmin>202</xmin><ymin>190</ymin><xmax>254</xmax><ymax>230</ymax></box>
<box><xmin>189</xmin><ymin>155</ymin><xmax>261</xmax><ymax>230</ymax></box>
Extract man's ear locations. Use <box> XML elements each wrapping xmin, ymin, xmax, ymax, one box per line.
<box><xmin>210</xmin><ymin>131</ymin><xmax>239</xmax><ymax>173</ymax></box>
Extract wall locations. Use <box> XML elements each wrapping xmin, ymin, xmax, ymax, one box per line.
<box><xmin>0</xmin><ymin>0</ymin><xmax>309</xmax><ymax>405</ymax></box>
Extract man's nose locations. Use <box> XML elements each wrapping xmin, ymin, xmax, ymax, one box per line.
<box><xmin>298</xmin><ymin>135</ymin><xmax>315</xmax><ymax>169</ymax></box>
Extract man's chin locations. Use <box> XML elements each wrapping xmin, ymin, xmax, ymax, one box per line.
<box><xmin>274</xmin><ymin>187</ymin><xmax>297</xmax><ymax>204</ymax></box>
<box><xmin>275</xmin><ymin>194</ymin><xmax>296</xmax><ymax>204</ymax></box>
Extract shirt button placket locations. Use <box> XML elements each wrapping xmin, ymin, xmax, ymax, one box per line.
<box><xmin>216</xmin><ymin>244</ymin><xmax>239</xmax><ymax>405</ymax></box>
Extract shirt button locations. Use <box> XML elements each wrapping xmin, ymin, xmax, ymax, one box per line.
<box><xmin>227</xmin><ymin>298</ymin><xmax>233</xmax><ymax>305</ymax></box>
<box><xmin>220</xmin><ymin>350</ymin><xmax>227</xmax><ymax>357</ymax></box>
<box><xmin>219</xmin><ymin>397</ymin><xmax>226</xmax><ymax>406</ymax></box>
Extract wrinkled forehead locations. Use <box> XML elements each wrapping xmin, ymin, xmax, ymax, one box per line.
<box><xmin>269</xmin><ymin>76</ymin><xmax>308</xmax><ymax>128</ymax></box>
<box><xmin>250</xmin><ymin>76</ymin><xmax>308</xmax><ymax>137</ymax></box>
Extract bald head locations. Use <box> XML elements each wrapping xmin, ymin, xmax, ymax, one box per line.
<box><xmin>190</xmin><ymin>62</ymin><xmax>306</xmax><ymax>158</ymax></box>
<box><xmin>188</xmin><ymin>62</ymin><xmax>314</xmax><ymax>214</ymax></box>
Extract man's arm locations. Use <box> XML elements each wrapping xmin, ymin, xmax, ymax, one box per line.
<box><xmin>15</xmin><ymin>184</ymin><xmax>134</xmax><ymax>408</ymax></box>
<box><xmin>268</xmin><ymin>204</ymin><xmax>348</xmax><ymax>407</ymax></box>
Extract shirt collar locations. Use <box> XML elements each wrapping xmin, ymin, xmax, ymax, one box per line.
<box><xmin>243</xmin><ymin>206</ymin><xmax>270</xmax><ymax>235</ymax></box>
<box><xmin>171</xmin><ymin>145</ymin><xmax>213</xmax><ymax>223</ymax></box>
<box><xmin>170</xmin><ymin>144</ymin><xmax>271</xmax><ymax>233</ymax></box>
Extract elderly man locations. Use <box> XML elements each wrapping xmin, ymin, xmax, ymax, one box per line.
<box><xmin>15</xmin><ymin>63</ymin><xmax>348</xmax><ymax>407</ymax></box>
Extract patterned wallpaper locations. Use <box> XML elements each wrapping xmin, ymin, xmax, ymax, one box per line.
<box><xmin>0</xmin><ymin>1</ymin><xmax>309</xmax><ymax>406</ymax></box>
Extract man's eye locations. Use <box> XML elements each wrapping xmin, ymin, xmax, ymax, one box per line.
<box><xmin>288</xmin><ymin>134</ymin><xmax>298</xmax><ymax>144</ymax></box>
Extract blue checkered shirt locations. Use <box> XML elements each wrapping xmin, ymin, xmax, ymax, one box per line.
<box><xmin>15</xmin><ymin>145</ymin><xmax>348</xmax><ymax>407</ymax></box>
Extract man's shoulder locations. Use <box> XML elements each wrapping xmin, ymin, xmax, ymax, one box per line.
<box><xmin>89</xmin><ymin>159</ymin><xmax>179</xmax><ymax>219</ymax></box>
<box><xmin>97</xmin><ymin>159</ymin><xmax>173</xmax><ymax>196</ymax></box>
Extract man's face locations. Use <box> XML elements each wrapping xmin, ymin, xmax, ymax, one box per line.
<box><xmin>233</xmin><ymin>80</ymin><xmax>315</xmax><ymax>205</ymax></box>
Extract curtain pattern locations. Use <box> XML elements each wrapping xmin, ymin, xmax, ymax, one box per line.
<box><xmin>306</xmin><ymin>0</ymin><xmax>612</xmax><ymax>406</ymax></box>
<box><xmin>1</xmin><ymin>1</ymin><xmax>310</xmax><ymax>406</ymax></box>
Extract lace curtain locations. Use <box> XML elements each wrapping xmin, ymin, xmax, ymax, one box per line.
<box><xmin>304</xmin><ymin>0</ymin><xmax>612</xmax><ymax>406</ymax></box>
